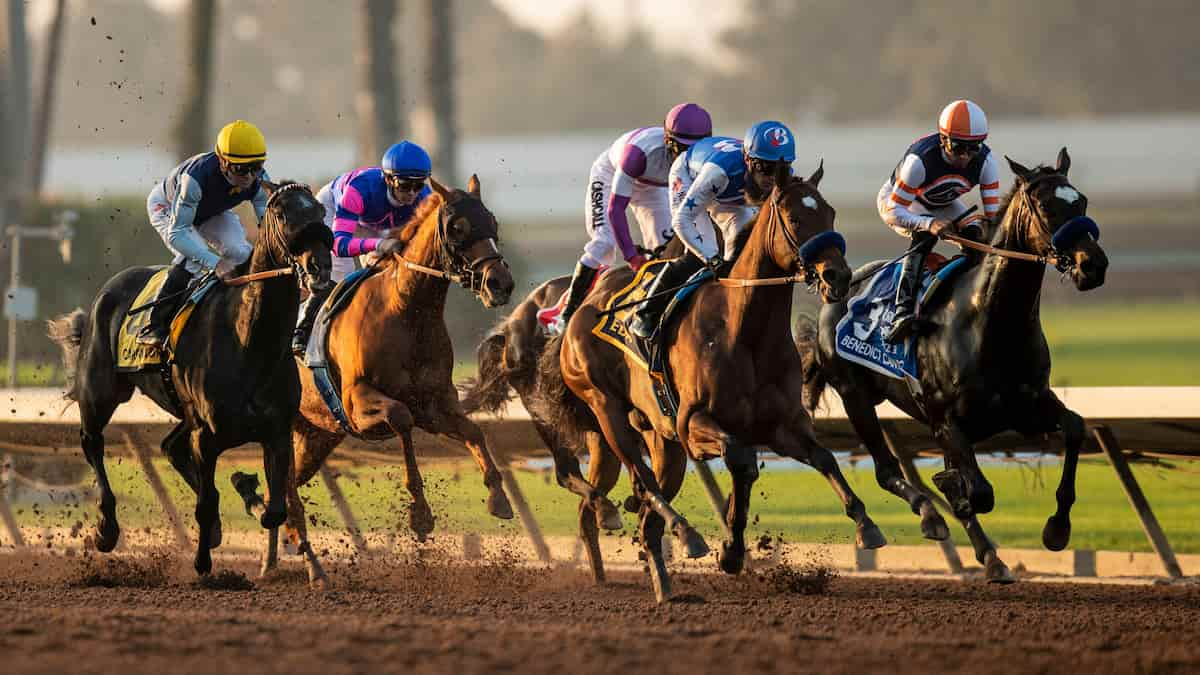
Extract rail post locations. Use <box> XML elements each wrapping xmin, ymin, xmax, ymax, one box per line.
<box><xmin>121</xmin><ymin>429</ymin><xmax>189</xmax><ymax>550</ymax></box>
<box><xmin>319</xmin><ymin>464</ymin><xmax>369</xmax><ymax>552</ymax></box>
<box><xmin>882</xmin><ymin>423</ymin><xmax>965</xmax><ymax>574</ymax></box>
<box><xmin>499</xmin><ymin>464</ymin><xmax>552</xmax><ymax>563</ymax></box>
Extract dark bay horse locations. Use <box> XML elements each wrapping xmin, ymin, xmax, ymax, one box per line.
<box><xmin>796</xmin><ymin>149</ymin><xmax>1108</xmax><ymax>582</ymax></box>
<box><xmin>48</xmin><ymin>181</ymin><xmax>333</xmax><ymax>576</ymax></box>
<box><xmin>243</xmin><ymin>175</ymin><xmax>516</xmax><ymax>587</ymax></box>
<box><xmin>538</xmin><ymin>165</ymin><xmax>881</xmax><ymax>602</ymax></box>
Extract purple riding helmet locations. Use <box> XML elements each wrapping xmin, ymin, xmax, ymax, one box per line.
<box><xmin>664</xmin><ymin>102</ymin><xmax>713</xmax><ymax>157</ymax></box>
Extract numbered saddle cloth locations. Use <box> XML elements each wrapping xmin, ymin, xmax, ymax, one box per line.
<box><xmin>834</xmin><ymin>255</ymin><xmax>970</xmax><ymax>382</ymax></box>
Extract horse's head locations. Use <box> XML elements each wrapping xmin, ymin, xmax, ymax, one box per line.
<box><xmin>765</xmin><ymin>161</ymin><xmax>850</xmax><ymax>303</ymax></box>
<box><xmin>1002</xmin><ymin>148</ymin><xmax>1107</xmax><ymax>291</ymax></box>
<box><xmin>427</xmin><ymin>174</ymin><xmax>514</xmax><ymax>308</ymax></box>
<box><xmin>261</xmin><ymin>180</ymin><xmax>334</xmax><ymax>293</ymax></box>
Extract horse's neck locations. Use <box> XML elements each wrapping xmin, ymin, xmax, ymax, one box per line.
<box><xmin>389</xmin><ymin>204</ymin><xmax>450</xmax><ymax>313</ymax></box>
<box><xmin>972</xmin><ymin>203</ymin><xmax>1046</xmax><ymax>336</ymax></box>
<box><xmin>723</xmin><ymin>212</ymin><xmax>794</xmax><ymax>338</ymax></box>
<box><xmin>233</xmin><ymin>236</ymin><xmax>298</xmax><ymax>347</ymax></box>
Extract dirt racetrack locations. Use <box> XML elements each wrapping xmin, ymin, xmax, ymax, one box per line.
<box><xmin>0</xmin><ymin>549</ymin><xmax>1197</xmax><ymax>675</ymax></box>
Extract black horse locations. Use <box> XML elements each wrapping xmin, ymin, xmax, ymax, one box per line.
<box><xmin>49</xmin><ymin>181</ymin><xmax>333</xmax><ymax>576</ymax></box>
<box><xmin>796</xmin><ymin>149</ymin><xmax>1108</xmax><ymax>582</ymax></box>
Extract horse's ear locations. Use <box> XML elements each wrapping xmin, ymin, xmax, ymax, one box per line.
<box><xmin>807</xmin><ymin>159</ymin><xmax>824</xmax><ymax>188</ymax></box>
<box><xmin>467</xmin><ymin>173</ymin><xmax>481</xmax><ymax>198</ymax></box>
<box><xmin>1056</xmin><ymin>147</ymin><xmax>1071</xmax><ymax>176</ymax></box>
<box><xmin>428</xmin><ymin>177</ymin><xmax>452</xmax><ymax>200</ymax></box>
<box><xmin>261</xmin><ymin>180</ymin><xmax>278</xmax><ymax>196</ymax></box>
<box><xmin>773</xmin><ymin>162</ymin><xmax>790</xmax><ymax>192</ymax></box>
<box><xmin>1005</xmin><ymin>155</ymin><xmax>1033</xmax><ymax>182</ymax></box>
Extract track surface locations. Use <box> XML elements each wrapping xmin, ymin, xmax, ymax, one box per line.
<box><xmin>1</xmin><ymin>550</ymin><xmax>1197</xmax><ymax>674</ymax></box>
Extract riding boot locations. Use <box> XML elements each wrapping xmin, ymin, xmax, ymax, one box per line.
<box><xmin>558</xmin><ymin>262</ymin><xmax>600</xmax><ymax>328</ymax></box>
<box><xmin>291</xmin><ymin>284</ymin><xmax>332</xmax><ymax>357</ymax></box>
<box><xmin>627</xmin><ymin>254</ymin><xmax>704</xmax><ymax>340</ymax></box>
<box><xmin>137</xmin><ymin>262</ymin><xmax>192</xmax><ymax>347</ymax></box>
<box><xmin>885</xmin><ymin>232</ymin><xmax>936</xmax><ymax>344</ymax></box>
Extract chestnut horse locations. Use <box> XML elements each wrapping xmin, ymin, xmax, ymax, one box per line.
<box><xmin>796</xmin><ymin>149</ymin><xmax>1108</xmax><ymax>582</ymax></box>
<box><xmin>241</xmin><ymin>175</ymin><xmax>516</xmax><ymax>587</ymax></box>
<box><xmin>49</xmin><ymin>181</ymin><xmax>333</xmax><ymax>577</ymax></box>
<box><xmin>538</xmin><ymin>165</ymin><xmax>883</xmax><ymax>602</ymax></box>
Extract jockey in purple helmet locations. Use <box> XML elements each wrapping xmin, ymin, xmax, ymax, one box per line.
<box><xmin>291</xmin><ymin>140</ymin><xmax>434</xmax><ymax>356</ymax></box>
<box><xmin>552</xmin><ymin>103</ymin><xmax>713</xmax><ymax>332</ymax></box>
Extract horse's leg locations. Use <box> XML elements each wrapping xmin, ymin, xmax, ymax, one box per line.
<box><xmin>638</xmin><ymin>436</ymin><xmax>688</xmax><ymax>602</ymax></box>
<box><xmin>773</xmin><ymin>421</ymin><xmax>887</xmax><ymax>550</ymax></box>
<box><xmin>589</xmin><ymin>394</ymin><xmax>707</xmax><ymax>563</ymax></box>
<box><xmin>684</xmin><ymin>411</ymin><xmax>759</xmax><ymax>574</ymax></box>
<box><xmin>839</xmin><ymin>386</ymin><xmax>950</xmax><ymax>540</ymax></box>
<box><xmin>279</xmin><ymin>418</ymin><xmax>343</xmax><ymax>587</ymax></box>
<box><xmin>932</xmin><ymin>422</ymin><xmax>1014</xmax><ymax>583</ymax></box>
<box><xmin>530</xmin><ymin>413</ymin><xmax>621</xmax><ymax>530</ymax></box>
<box><xmin>1035</xmin><ymin>391</ymin><xmax>1086</xmax><ymax>551</ymax></box>
<box><xmin>78</xmin><ymin>393</ymin><xmax>124</xmax><ymax>553</ymax></box>
<box><xmin>191</xmin><ymin>431</ymin><xmax>221</xmax><ymax>576</ymax></box>
<box><xmin>425</xmin><ymin>388</ymin><xmax>513</xmax><ymax>521</ymax></box>
<box><xmin>579</xmin><ymin>431</ymin><xmax>621</xmax><ymax>584</ymax></box>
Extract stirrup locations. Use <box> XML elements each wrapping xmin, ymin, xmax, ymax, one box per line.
<box><xmin>627</xmin><ymin>313</ymin><xmax>656</xmax><ymax>340</ymax></box>
<box><xmin>291</xmin><ymin>331</ymin><xmax>309</xmax><ymax>357</ymax></box>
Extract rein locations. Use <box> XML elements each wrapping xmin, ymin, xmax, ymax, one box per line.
<box><xmin>717</xmin><ymin>195</ymin><xmax>838</xmax><ymax>290</ymax></box>
<box><xmin>225</xmin><ymin>267</ymin><xmax>295</xmax><ymax>286</ymax></box>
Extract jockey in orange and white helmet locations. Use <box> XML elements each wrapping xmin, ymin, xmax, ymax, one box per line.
<box><xmin>877</xmin><ymin>99</ymin><xmax>1002</xmax><ymax>343</ymax></box>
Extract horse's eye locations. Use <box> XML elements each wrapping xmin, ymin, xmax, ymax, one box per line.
<box><xmin>453</xmin><ymin>217</ymin><xmax>471</xmax><ymax>238</ymax></box>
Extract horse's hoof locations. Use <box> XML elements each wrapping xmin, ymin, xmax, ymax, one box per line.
<box><xmin>718</xmin><ymin>541</ymin><xmax>745</xmax><ymax>575</ymax></box>
<box><xmin>93</xmin><ymin>519</ymin><xmax>120</xmax><ymax>553</ymax></box>
<box><xmin>596</xmin><ymin>499</ymin><xmax>623</xmax><ymax>531</ymax></box>
<box><xmin>857</xmin><ymin>521</ymin><xmax>887</xmax><ymax>550</ymax></box>
<box><xmin>623</xmin><ymin>495</ymin><xmax>640</xmax><ymax>514</ymax></box>
<box><xmin>487</xmin><ymin>488</ymin><xmax>514</xmax><ymax>520</ymax></box>
<box><xmin>309</xmin><ymin>574</ymin><xmax>330</xmax><ymax>591</ymax></box>
<box><xmin>679</xmin><ymin>526</ymin><xmax>710</xmax><ymax>559</ymax></box>
<box><xmin>920</xmin><ymin>509</ymin><xmax>951</xmax><ymax>541</ymax></box>
<box><xmin>985</xmin><ymin>554</ymin><xmax>1016</xmax><ymax>584</ymax></box>
<box><xmin>1042</xmin><ymin>514</ymin><xmax>1071</xmax><ymax>552</ymax></box>
<box><xmin>410</xmin><ymin>500</ymin><xmax>436</xmax><ymax>538</ymax></box>
<box><xmin>194</xmin><ymin>552</ymin><xmax>212</xmax><ymax>576</ymax></box>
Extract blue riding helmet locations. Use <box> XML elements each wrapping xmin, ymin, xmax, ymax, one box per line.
<box><xmin>743</xmin><ymin>121</ymin><xmax>796</xmax><ymax>162</ymax></box>
<box><xmin>381</xmin><ymin>141</ymin><xmax>432</xmax><ymax>178</ymax></box>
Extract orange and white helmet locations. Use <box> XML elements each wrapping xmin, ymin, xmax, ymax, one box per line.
<box><xmin>938</xmin><ymin>99</ymin><xmax>988</xmax><ymax>141</ymax></box>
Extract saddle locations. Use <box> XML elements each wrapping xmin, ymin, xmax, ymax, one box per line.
<box><xmin>536</xmin><ymin>265</ymin><xmax>608</xmax><ymax>335</ymax></box>
<box><xmin>834</xmin><ymin>254</ymin><xmax>973</xmax><ymax>384</ymax></box>
<box><xmin>117</xmin><ymin>268</ymin><xmax>218</xmax><ymax>372</ymax></box>
<box><xmin>304</xmin><ymin>266</ymin><xmax>381</xmax><ymax>434</ymax></box>
<box><xmin>591</xmin><ymin>261</ymin><xmax>713</xmax><ymax>417</ymax></box>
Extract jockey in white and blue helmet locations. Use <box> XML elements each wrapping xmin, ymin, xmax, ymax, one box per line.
<box><xmin>291</xmin><ymin>140</ymin><xmax>434</xmax><ymax>355</ymax></box>
<box><xmin>627</xmin><ymin>120</ymin><xmax>797</xmax><ymax>340</ymax></box>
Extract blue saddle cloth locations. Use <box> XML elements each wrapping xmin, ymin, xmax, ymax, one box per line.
<box><xmin>834</xmin><ymin>256</ymin><xmax>968</xmax><ymax>382</ymax></box>
<box><xmin>305</xmin><ymin>266</ymin><xmax>379</xmax><ymax>435</ymax></box>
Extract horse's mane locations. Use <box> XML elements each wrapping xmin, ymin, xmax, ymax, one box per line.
<box><xmin>993</xmin><ymin>165</ymin><xmax>1056</xmax><ymax>224</ymax></box>
<box><xmin>730</xmin><ymin>176</ymin><xmax>810</xmax><ymax>254</ymax></box>
<box><xmin>386</xmin><ymin>191</ymin><xmax>445</xmax><ymax>245</ymax></box>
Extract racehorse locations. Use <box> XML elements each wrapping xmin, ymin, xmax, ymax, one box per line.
<box><xmin>48</xmin><ymin>181</ymin><xmax>333</xmax><ymax>576</ymax></box>
<box><xmin>795</xmin><ymin>149</ymin><xmax>1108</xmax><ymax>582</ymax></box>
<box><xmin>240</xmin><ymin>175</ymin><xmax>516</xmax><ymax>588</ymax></box>
<box><xmin>538</xmin><ymin>164</ymin><xmax>883</xmax><ymax>602</ymax></box>
<box><xmin>460</xmin><ymin>238</ymin><xmax>689</xmax><ymax>583</ymax></box>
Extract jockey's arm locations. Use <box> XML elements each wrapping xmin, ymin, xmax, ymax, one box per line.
<box><xmin>331</xmin><ymin>184</ymin><xmax>379</xmax><ymax>258</ymax></box>
<box><xmin>606</xmin><ymin>145</ymin><xmax>648</xmax><ymax>263</ymax></box>
<box><xmin>881</xmin><ymin>154</ymin><xmax>933</xmax><ymax>234</ymax></box>
<box><xmin>166</xmin><ymin>173</ymin><xmax>221</xmax><ymax>270</ymax></box>
<box><xmin>671</xmin><ymin>161</ymin><xmax>725</xmax><ymax>261</ymax></box>
<box><xmin>978</xmin><ymin>152</ymin><xmax>1002</xmax><ymax>222</ymax></box>
<box><xmin>250</xmin><ymin>170</ymin><xmax>271</xmax><ymax>223</ymax></box>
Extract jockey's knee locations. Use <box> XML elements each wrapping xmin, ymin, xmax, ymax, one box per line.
<box><xmin>227</xmin><ymin>241</ymin><xmax>253</xmax><ymax>265</ymax></box>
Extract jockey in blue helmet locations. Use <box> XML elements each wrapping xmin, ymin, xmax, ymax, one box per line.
<box><xmin>627</xmin><ymin>120</ymin><xmax>796</xmax><ymax>340</ymax></box>
<box><xmin>291</xmin><ymin>140</ymin><xmax>434</xmax><ymax>356</ymax></box>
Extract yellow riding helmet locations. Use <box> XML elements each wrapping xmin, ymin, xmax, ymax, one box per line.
<box><xmin>215</xmin><ymin>120</ymin><xmax>267</xmax><ymax>163</ymax></box>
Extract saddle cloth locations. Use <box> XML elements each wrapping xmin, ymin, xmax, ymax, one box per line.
<box><xmin>302</xmin><ymin>266</ymin><xmax>380</xmax><ymax>435</ymax></box>
<box><xmin>536</xmin><ymin>265</ymin><xmax>608</xmax><ymax>336</ymax></box>
<box><xmin>834</xmin><ymin>255</ymin><xmax>969</xmax><ymax>382</ymax></box>
<box><xmin>116</xmin><ymin>268</ymin><xmax>217</xmax><ymax>372</ymax></box>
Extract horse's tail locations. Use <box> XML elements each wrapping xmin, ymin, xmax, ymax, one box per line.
<box><xmin>794</xmin><ymin>314</ymin><xmax>828</xmax><ymax>415</ymax></box>
<box><xmin>47</xmin><ymin>309</ymin><xmax>88</xmax><ymax>402</ymax></box>
<box><xmin>533</xmin><ymin>334</ymin><xmax>593</xmax><ymax>448</ymax></box>
<box><xmin>459</xmin><ymin>323</ymin><xmax>513</xmax><ymax>415</ymax></box>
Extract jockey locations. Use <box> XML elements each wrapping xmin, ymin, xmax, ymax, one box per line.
<box><xmin>556</xmin><ymin>103</ymin><xmax>713</xmax><ymax>329</ymax></box>
<box><xmin>138</xmin><ymin>119</ymin><xmax>270</xmax><ymax>346</ymax></box>
<box><xmin>290</xmin><ymin>140</ymin><xmax>433</xmax><ymax>356</ymax></box>
<box><xmin>879</xmin><ymin>99</ymin><xmax>1001</xmax><ymax>343</ymax></box>
<box><xmin>627</xmin><ymin>120</ymin><xmax>796</xmax><ymax>340</ymax></box>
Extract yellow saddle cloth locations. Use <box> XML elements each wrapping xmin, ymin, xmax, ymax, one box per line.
<box><xmin>590</xmin><ymin>259</ymin><xmax>670</xmax><ymax>371</ymax></box>
<box><xmin>116</xmin><ymin>269</ymin><xmax>205</xmax><ymax>372</ymax></box>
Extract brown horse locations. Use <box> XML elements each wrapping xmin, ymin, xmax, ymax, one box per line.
<box><xmin>240</xmin><ymin>175</ymin><xmax>516</xmax><ymax>587</ymax></box>
<box><xmin>538</xmin><ymin>164</ymin><xmax>882</xmax><ymax>602</ymax></box>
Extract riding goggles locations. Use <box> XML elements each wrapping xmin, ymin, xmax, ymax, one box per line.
<box><xmin>228</xmin><ymin>161</ymin><xmax>265</xmax><ymax>176</ymax></box>
<box><xmin>384</xmin><ymin>173</ymin><xmax>427</xmax><ymax>193</ymax></box>
<box><xmin>944</xmin><ymin>137</ymin><xmax>983</xmax><ymax>156</ymax></box>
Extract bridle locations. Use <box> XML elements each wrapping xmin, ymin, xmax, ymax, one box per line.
<box><xmin>394</xmin><ymin>194</ymin><xmax>507</xmax><ymax>298</ymax></box>
<box><xmin>717</xmin><ymin>185</ymin><xmax>846</xmax><ymax>291</ymax></box>
<box><xmin>228</xmin><ymin>182</ymin><xmax>331</xmax><ymax>288</ymax></box>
